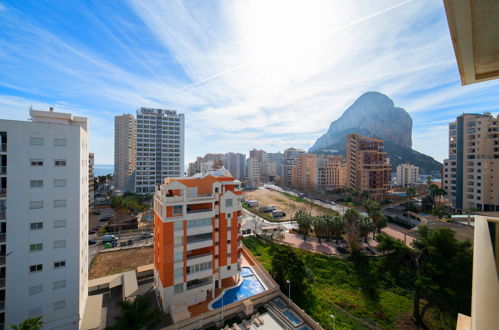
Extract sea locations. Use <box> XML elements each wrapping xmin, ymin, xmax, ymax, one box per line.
<box><xmin>94</xmin><ymin>164</ymin><xmax>114</xmax><ymax>177</ymax></box>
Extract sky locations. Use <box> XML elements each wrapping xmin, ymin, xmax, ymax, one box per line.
<box><xmin>1</xmin><ymin>0</ymin><xmax>498</xmax><ymax>167</ymax></box>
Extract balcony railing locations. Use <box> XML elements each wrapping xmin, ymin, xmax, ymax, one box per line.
<box><xmin>0</xmin><ymin>278</ymin><xmax>5</xmax><ymax>287</ymax></box>
<box><xmin>0</xmin><ymin>211</ymin><xmax>5</xmax><ymax>220</ymax></box>
<box><xmin>0</xmin><ymin>167</ymin><xmax>5</xmax><ymax>175</ymax></box>
<box><xmin>0</xmin><ymin>189</ymin><xmax>6</xmax><ymax>198</ymax></box>
<box><xmin>186</xmin><ymin>252</ymin><xmax>212</xmax><ymax>261</ymax></box>
<box><xmin>0</xmin><ymin>300</ymin><xmax>4</xmax><ymax>310</ymax></box>
<box><xmin>0</xmin><ymin>256</ymin><xmax>5</xmax><ymax>264</ymax></box>
<box><xmin>186</xmin><ymin>208</ymin><xmax>212</xmax><ymax>214</ymax></box>
<box><xmin>0</xmin><ymin>234</ymin><xmax>4</xmax><ymax>243</ymax></box>
<box><xmin>0</xmin><ymin>143</ymin><xmax>5</xmax><ymax>152</ymax></box>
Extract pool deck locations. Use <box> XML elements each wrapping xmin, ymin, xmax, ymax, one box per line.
<box><xmin>188</xmin><ymin>254</ymin><xmax>257</xmax><ymax>317</ymax></box>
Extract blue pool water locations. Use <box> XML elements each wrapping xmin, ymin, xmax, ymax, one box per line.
<box><xmin>283</xmin><ymin>309</ymin><xmax>303</xmax><ymax>326</ymax></box>
<box><xmin>211</xmin><ymin>267</ymin><xmax>265</xmax><ymax>309</ymax></box>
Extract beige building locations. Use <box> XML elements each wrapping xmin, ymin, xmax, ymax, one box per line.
<box><xmin>114</xmin><ymin>114</ymin><xmax>136</xmax><ymax>192</ymax></box>
<box><xmin>443</xmin><ymin>113</ymin><xmax>499</xmax><ymax>212</ymax></box>
<box><xmin>246</xmin><ymin>157</ymin><xmax>260</xmax><ymax>186</ymax></box>
<box><xmin>291</xmin><ymin>153</ymin><xmax>318</xmax><ymax>191</ymax></box>
<box><xmin>317</xmin><ymin>155</ymin><xmax>347</xmax><ymax>191</ymax></box>
<box><xmin>396</xmin><ymin>163</ymin><xmax>419</xmax><ymax>187</ymax></box>
<box><xmin>282</xmin><ymin>147</ymin><xmax>305</xmax><ymax>186</ymax></box>
<box><xmin>346</xmin><ymin>134</ymin><xmax>391</xmax><ymax>201</ymax></box>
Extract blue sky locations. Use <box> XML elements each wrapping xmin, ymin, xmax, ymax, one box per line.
<box><xmin>1</xmin><ymin>0</ymin><xmax>498</xmax><ymax>166</ymax></box>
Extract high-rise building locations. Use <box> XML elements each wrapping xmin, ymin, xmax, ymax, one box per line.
<box><xmin>249</xmin><ymin>148</ymin><xmax>266</xmax><ymax>162</ymax></box>
<box><xmin>396</xmin><ymin>163</ymin><xmax>419</xmax><ymax>187</ymax></box>
<box><xmin>282</xmin><ymin>148</ymin><xmax>305</xmax><ymax>186</ymax></box>
<box><xmin>223</xmin><ymin>152</ymin><xmax>246</xmax><ymax>181</ymax></box>
<box><xmin>291</xmin><ymin>153</ymin><xmax>318</xmax><ymax>191</ymax></box>
<box><xmin>246</xmin><ymin>158</ymin><xmax>260</xmax><ymax>186</ymax></box>
<box><xmin>153</xmin><ymin>169</ymin><xmax>243</xmax><ymax>313</ymax></box>
<box><xmin>114</xmin><ymin>114</ymin><xmax>136</xmax><ymax>192</ymax></box>
<box><xmin>0</xmin><ymin>107</ymin><xmax>88</xmax><ymax>328</ymax></box>
<box><xmin>317</xmin><ymin>155</ymin><xmax>347</xmax><ymax>191</ymax></box>
<box><xmin>135</xmin><ymin>108</ymin><xmax>185</xmax><ymax>194</ymax></box>
<box><xmin>266</xmin><ymin>152</ymin><xmax>284</xmax><ymax>181</ymax></box>
<box><xmin>346</xmin><ymin>134</ymin><xmax>391</xmax><ymax>201</ymax></box>
<box><xmin>443</xmin><ymin>113</ymin><xmax>499</xmax><ymax>211</ymax></box>
<box><xmin>89</xmin><ymin>152</ymin><xmax>95</xmax><ymax>205</ymax></box>
<box><xmin>188</xmin><ymin>156</ymin><xmax>203</xmax><ymax>176</ymax></box>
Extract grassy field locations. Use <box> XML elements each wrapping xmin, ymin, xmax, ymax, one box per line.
<box><xmin>243</xmin><ymin>236</ymin><xmax>453</xmax><ymax>330</ymax></box>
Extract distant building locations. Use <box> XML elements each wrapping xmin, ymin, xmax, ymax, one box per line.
<box><xmin>443</xmin><ymin>113</ymin><xmax>499</xmax><ymax>211</ymax></box>
<box><xmin>291</xmin><ymin>153</ymin><xmax>318</xmax><ymax>191</ymax></box>
<box><xmin>317</xmin><ymin>155</ymin><xmax>347</xmax><ymax>191</ymax></box>
<box><xmin>266</xmin><ymin>152</ymin><xmax>284</xmax><ymax>181</ymax></box>
<box><xmin>0</xmin><ymin>107</ymin><xmax>88</xmax><ymax>328</ymax></box>
<box><xmin>153</xmin><ymin>169</ymin><xmax>243</xmax><ymax>314</ymax></box>
<box><xmin>249</xmin><ymin>148</ymin><xmax>266</xmax><ymax>162</ymax></box>
<box><xmin>188</xmin><ymin>156</ymin><xmax>203</xmax><ymax>176</ymax></box>
<box><xmin>114</xmin><ymin>114</ymin><xmax>136</xmax><ymax>192</ymax></box>
<box><xmin>223</xmin><ymin>152</ymin><xmax>246</xmax><ymax>181</ymax></box>
<box><xmin>282</xmin><ymin>148</ymin><xmax>306</xmax><ymax>186</ymax></box>
<box><xmin>247</xmin><ymin>157</ymin><xmax>260</xmax><ymax>186</ymax></box>
<box><xmin>135</xmin><ymin>108</ymin><xmax>185</xmax><ymax>194</ymax></box>
<box><xmin>396</xmin><ymin>163</ymin><xmax>419</xmax><ymax>187</ymax></box>
<box><xmin>346</xmin><ymin>134</ymin><xmax>391</xmax><ymax>201</ymax></box>
<box><xmin>89</xmin><ymin>152</ymin><xmax>95</xmax><ymax>205</ymax></box>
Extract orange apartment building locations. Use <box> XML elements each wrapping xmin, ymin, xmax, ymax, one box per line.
<box><xmin>346</xmin><ymin>134</ymin><xmax>391</xmax><ymax>201</ymax></box>
<box><xmin>317</xmin><ymin>155</ymin><xmax>347</xmax><ymax>191</ymax></box>
<box><xmin>153</xmin><ymin>169</ymin><xmax>243</xmax><ymax>315</ymax></box>
<box><xmin>291</xmin><ymin>153</ymin><xmax>318</xmax><ymax>191</ymax></box>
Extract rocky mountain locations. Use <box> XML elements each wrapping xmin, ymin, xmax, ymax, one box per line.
<box><xmin>308</xmin><ymin>91</ymin><xmax>442</xmax><ymax>174</ymax></box>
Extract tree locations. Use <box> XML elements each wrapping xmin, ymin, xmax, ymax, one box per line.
<box><xmin>377</xmin><ymin>227</ymin><xmax>472</xmax><ymax>327</ymax></box>
<box><xmin>10</xmin><ymin>317</ymin><xmax>43</xmax><ymax>330</ymax></box>
<box><xmin>406</xmin><ymin>187</ymin><xmax>416</xmax><ymax>198</ymax></box>
<box><xmin>312</xmin><ymin>216</ymin><xmax>326</xmax><ymax>243</ymax></box>
<box><xmin>294</xmin><ymin>211</ymin><xmax>312</xmax><ymax>240</ymax></box>
<box><xmin>344</xmin><ymin>208</ymin><xmax>361</xmax><ymax>252</ymax></box>
<box><xmin>358</xmin><ymin>216</ymin><xmax>375</xmax><ymax>243</ymax></box>
<box><xmin>107</xmin><ymin>295</ymin><xmax>161</xmax><ymax>330</ymax></box>
<box><xmin>270</xmin><ymin>245</ymin><xmax>307</xmax><ymax>297</ymax></box>
<box><xmin>328</xmin><ymin>215</ymin><xmax>345</xmax><ymax>243</ymax></box>
<box><xmin>364</xmin><ymin>200</ymin><xmax>386</xmax><ymax>237</ymax></box>
<box><xmin>431</xmin><ymin>206</ymin><xmax>447</xmax><ymax>221</ymax></box>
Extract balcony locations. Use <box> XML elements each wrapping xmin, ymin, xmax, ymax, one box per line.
<box><xmin>0</xmin><ymin>189</ymin><xmax>5</xmax><ymax>198</ymax></box>
<box><xmin>0</xmin><ymin>143</ymin><xmax>5</xmax><ymax>152</ymax></box>
<box><xmin>0</xmin><ymin>234</ymin><xmax>4</xmax><ymax>243</ymax></box>
<box><xmin>186</xmin><ymin>276</ymin><xmax>213</xmax><ymax>291</ymax></box>
<box><xmin>0</xmin><ymin>167</ymin><xmax>5</xmax><ymax>175</ymax></box>
<box><xmin>186</xmin><ymin>193</ymin><xmax>213</xmax><ymax>201</ymax></box>
<box><xmin>0</xmin><ymin>211</ymin><xmax>5</xmax><ymax>220</ymax></box>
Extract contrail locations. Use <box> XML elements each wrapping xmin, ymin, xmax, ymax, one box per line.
<box><xmin>181</xmin><ymin>0</ymin><xmax>416</xmax><ymax>90</ymax></box>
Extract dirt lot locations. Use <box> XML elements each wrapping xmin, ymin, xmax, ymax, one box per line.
<box><xmin>89</xmin><ymin>246</ymin><xmax>154</xmax><ymax>279</ymax></box>
<box><xmin>243</xmin><ymin>188</ymin><xmax>336</xmax><ymax>221</ymax></box>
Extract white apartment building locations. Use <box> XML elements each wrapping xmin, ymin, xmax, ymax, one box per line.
<box><xmin>114</xmin><ymin>114</ymin><xmax>136</xmax><ymax>192</ymax></box>
<box><xmin>0</xmin><ymin>107</ymin><xmax>88</xmax><ymax>329</ymax></box>
<box><xmin>246</xmin><ymin>158</ymin><xmax>260</xmax><ymax>186</ymax></box>
<box><xmin>266</xmin><ymin>152</ymin><xmax>284</xmax><ymax>180</ymax></box>
<box><xmin>223</xmin><ymin>153</ymin><xmax>246</xmax><ymax>181</ymax></box>
<box><xmin>153</xmin><ymin>169</ymin><xmax>243</xmax><ymax>316</ymax></box>
<box><xmin>135</xmin><ymin>108</ymin><xmax>185</xmax><ymax>194</ymax></box>
<box><xmin>89</xmin><ymin>152</ymin><xmax>95</xmax><ymax>205</ymax></box>
<box><xmin>283</xmin><ymin>148</ymin><xmax>305</xmax><ymax>186</ymax></box>
<box><xmin>396</xmin><ymin>163</ymin><xmax>419</xmax><ymax>187</ymax></box>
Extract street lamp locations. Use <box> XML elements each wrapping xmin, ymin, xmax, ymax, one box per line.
<box><xmin>286</xmin><ymin>280</ymin><xmax>291</xmax><ymax>307</ymax></box>
<box><xmin>330</xmin><ymin>314</ymin><xmax>336</xmax><ymax>330</ymax></box>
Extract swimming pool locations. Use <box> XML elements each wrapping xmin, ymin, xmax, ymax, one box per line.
<box><xmin>282</xmin><ymin>308</ymin><xmax>304</xmax><ymax>327</ymax></box>
<box><xmin>210</xmin><ymin>267</ymin><xmax>265</xmax><ymax>309</ymax></box>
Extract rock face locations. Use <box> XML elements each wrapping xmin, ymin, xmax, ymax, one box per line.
<box><xmin>309</xmin><ymin>91</ymin><xmax>442</xmax><ymax>174</ymax></box>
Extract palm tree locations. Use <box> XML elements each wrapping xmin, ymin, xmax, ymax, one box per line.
<box><xmin>364</xmin><ymin>200</ymin><xmax>386</xmax><ymax>237</ymax></box>
<box><xmin>344</xmin><ymin>208</ymin><xmax>361</xmax><ymax>252</ymax></box>
<box><xmin>358</xmin><ymin>216</ymin><xmax>375</xmax><ymax>243</ymax></box>
<box><xmin>107</xmin><ymin>295</ymin><xmax>161</xmax><ymax>330</ymax></box>
<box><xmin>313</xmin><ymin>216</ymin><xmax>327</xmax><ymax>244</ymax></box>
<box><xmin>10</xmin><ymin>316</ymin><xmax>43</xmax><ymax>330</ymax></box>
<box><xmin>294</xmin><ymin>211</ymin><xmax>312</xmax><ymax>240</ymax></box>
<box><xmin>330</xmin><ymin>215</ymin><xmax>346</xmax><ymax>244</ymax></box>
<box><xmin>406</xmin><ymin>187</ymin><xmax>416</xmax><ymax>198</ymax></box>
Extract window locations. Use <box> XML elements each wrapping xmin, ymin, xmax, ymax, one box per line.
<box><xmin>54</xmin><ymin>179</ymin><xmax>66</xmax><ymax>187</ymax></box>
<box><xmin>29</xmin><ymin>201</ymin><xmax>43</xmax><ymax>209</ymax></box>
<box><xmin>174</xmin><ymin>283</ymin><xmax>184</xmax><ymax>294</ymax></box>
<box><xmin>173</xmin><ymin>205</ymin><xmax>182</xmax><ymax>215</ymax></box>
<box><xmin>186</xmin><ymin>261</ymin><xmax>212</xmax><ymax>274</ymax></box>
<box><xmin>215</xmin><ymin>187</ymin><xmax>219</xmax><ymax>193</ymax></box>
<box><xmin>53</xmin><ymin>138</ymin><xmax>67</xmax><ymax>147</ymax></box>
<box><xmin>53</xmin><ymin>300</ymin><xmax>66</xmax><ymax>311</ymax></box>
<box><xmin>174</xmin><ymin>236</ymin><xmax>183</xmax><ymax>247</ymax></box>
<box><xmin>53</xmin><ymin>240</ymin><xmax>66</xmax><ymax>249</ymax></box>
<box><xmin>174</xmin><ymin>221</ymin><xmax>183</xmax><ymax>231</ymax></box>
<box><xmin>174</xmin><ymin>251</ymin><xmax>183</xmax><ymax>262</ymax></box>
<box><xmin>225</xmin><ymin>199</ymin><xmax>233</xmax><ymax>208</ymax></box>
<box><xmin>30</xmin><ymin>264</ymin><xmax>43</xmax><ymax>273</ymax></box>
<box><xmin>30</xmin><ymin>243</ymin><xmax>43</xmax><ymax>252</ymax></box>
<box><xmin>174</xmin><ymin>267</ymin><xmax>183</xmax><ymax>278</ymax></box>
<box><xmin>54</xmin><ymin>160</ymin><xmax>66</xmax><ymax>167</ymax></box>
<box><xmin>227</xmin><ymin>265</ymin><xmax>231</xmax><ymax>271</ymax></box>
<box><xmin>30</xmin><ymin>180</ymin><xmax>43</xmax><ymax>188</ymax></box>
<box><xmin>54</xmin><ymin>260</ymin><xmax>66</xmax><ymax>269</ymax></box>
<box><xmin>54</xmin><ymin>200</ymin><xmax>66</xmax><ymax>208</ymax></box>
<box><xmin>53</xmin><ymin>280</ymin><xmax>66</xmax><ymax>290</ymax></box>
<box><xmin>29</xmin><ymin>285</ymin><xmax>43</xmax><ymax>295</ymax></box>
<box><xmin>30</xmin><ymin>159</ymin><xmax>43</xmax><ymax>166</ymax></box>
<box><xmin>227</xmin><ymin>213</ymin><xmax>232</xmax><ymax>218</ymax></box>
<box><xmin>29</xmin><ymin>137</ymin><xmax>44</xmax><ymax>146</ymax></box>
<box><xmin>30</xmin><ymin>222</ymin><xmax>43</xmax><ymax>230</ymax></box>
<box><xmin>187</xmin><ymin>218</ymin><xmax>211</xmax><ymax>229</ymax></box>
<box><xmin>54</xmin><ymin>219</ymin><xmax>66</xmax><ymax>228</ymax></box>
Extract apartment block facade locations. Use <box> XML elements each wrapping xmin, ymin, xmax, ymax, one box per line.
<box><xmin>246</xmin><ymin>158</ymin><xmax>260</xmax><ymax>186</ymax></box>
<box><xmin>223</xmin><ymin>153</ymin><xmax>246</xmax><ymax>181</ymax></box>
<box><xmin>443</xmin><ymin>113</ymin><xmax>499</xmax><ymax>211</ymax></box>
<box><xmin>153</xmin><ymin>170</ymin><xmax>243</xmax><ymax>313</ymax></box>
<box><xmin>114</xmin><ymin>114</ymin><xmax>136</xmax><ymax>192</ymax></box>
<box><xmin>282</xmin><ymin>148</ymin><xmax>305</xmax><ymax>186</ymax></box>
<box><xmin>0</xmin><ymin>108</ymin><xmax>88</xmax><ymax>329</ymax></box>
<box><xmin>291</xmin><ymin>153</ymin><xmax>318</xmax><ymax>191</ymax></box>
<box><xmin>89</xmin><ymin>152</ymin><xmax>95</xmax><ymax>205</ymax></box>
<box><xmin>135</xmin><ymin>108</ymin><xmax>185</xmax><ymax>194</ymax></box>
<box><xmin>346</xmin><ymin>134</ymin><xmax>391</xmax><ymax>201</ymax></box>
<box><xmin>396</xmin><ymin>163</ymin><xmax>419</xmax><ymax>187</ymax></box>
<box><xmin>266</xmin><ymin>152</ymin><xmax>284</xmax><ymax>181</ymax></box>
<box><xmin>317</xmin><ymin>155</ymin><xmax>347</xmax><ymax>191</ymax></box>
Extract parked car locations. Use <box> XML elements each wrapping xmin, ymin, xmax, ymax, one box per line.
<box><xmin>92</xmin><ymin>210</ymin><xmax>101</xmax><ymax>215</ymax></box>
<box><xmin>272</xmin><ymin>210</ymin><xmax>286</xmax><ymax>218</ymax></box>
<box><xmin>245</xmin><ymin>200</ymin><xmax>259</xmax><ymax>207</ymax></box>
<box><xmin>127</xmin><ymin>239</ymin><xmax>133</xmax><ymax>245</ymax></box>
<box><xmin>89</xmin><ymin>229</ymin><xmax>97</xmax><ymax>235</ymax></box>
<box><xmin>259</xmin><ymin>205</ymin><xmax>276</xmax><ymax>212</ymax></box>
<box><xmin>102</xmin><ymin>234</ymin><xmax>118</xmax><ymax>243</ymax></box>
<box><xmin>99</xmin><ymin>217</ymin><xmax>109</xmax><ymax>222</ymax></box>
<box><xmin>141</xmin><ymin>232</ymin><xmax>153</xmax><ymax>239</ymax></box>
<box><xmin>88</xmin><ymin>239</ymin><xmax>97</xmax><ymax>245</ymax></box>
